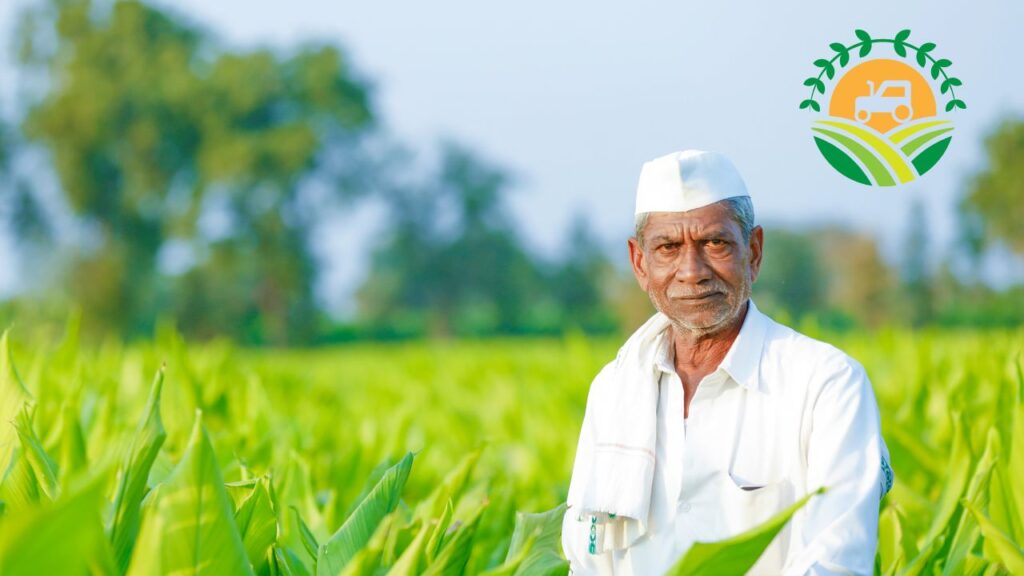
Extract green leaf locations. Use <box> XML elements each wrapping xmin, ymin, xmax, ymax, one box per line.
<box><xmin>502</xmin><ymin>504</ymin><xmax>568</xmax><ymax>576</ymax></box>
<box><xmin>387</xmin><ymin>519</ymin><xmax>430</xmax><ymax>575</ymax></box>
<box><xmin>53</xmin><ymin>401</ymin><xmax>87</xmax><ymax>479</ymax></box>
<box><xmin>0</xmin><ymin>476</ymin><xmax>114</xmax><ymax>576</ymax></box>
<box><xmin>898</xmin><ymin>532</ymin><xmax>944</xmax><ymax>576</ymax></box>
<box><xmin>893</xmin><ymin>28</ymin><xmax>911</xmax><ymax>57</ymax></box>
<box><xmin>338</xmin><ymin>515</ymin><xmax>394</xmax><ymax>576</ymax></box>
<box><xmin>803</xmin><ymin>77</ymin><xmax>826</xmax><ymax>94</ymax></box>
<box><xmin>292</xmin><ymin>505</ymin><xmax>321</xmax><ymax>561</ymax></box>
<box><xmin>829</xmin><ymin>43</ymin><xmax>850</xmax><ymax>67</ymax></box>
<box><xmin>1010</xmin><ymin>404</ymin><xmax>1024</xmax><ymax>539</ymax></box>
<box><xmin>931</xmin><ymin>58</ymin><xmax>952</xmax><ymax>80</ymax></box>
<box><xmin>854</xmin><ymin>30</ymin><xmax>872</xmax><ymax>57</ymax></box>
<box><xmin>422</xmin><ymin>500</ymin><xmax>488</xmax><ymax>576</ymax></box>
<box><xmin>945</xmin><ymin>99</ymin><xmax>967</xmax><ymax>112</ymax></box>
<box><xmin>942</xmin><ymin>427</ymin><xmax>1000</xmax><ymax>576</ymax></box>
<box><xmin>125</xmin><ymin>410</ymin><xmax>254</xmax><ymax>576</ymax></box>
<box><xmin>925</xmin><ymin>413</ymin><xmax>971</xmax><ymax>542</ymax></box>
<box><xmin>963</xmin><ymin>500</ymin><xmax>1024</xmax><ymax>573</ymax></box>
<box><xmin>231</xmin><ymin>476</ymin><xmax>278</xmax><ymax>574</ymax></box>
<box><xmin>0</xmin><ymin>330</ymin><xmax>32</xmax><ymax>478</ymax></box>
<box><xmin>425</xmin><ymin>499</ymin><xmax>455</xmax><ymax>564</ymax></box>
<box><xmin>813</xmin><ymin>58</ymin><xmax>835</xmax><ymax>80</ymax></box>
<box><xmin>987</xmin><ymin>464</ymin><xmax>1022</xmax><ymax>547</ymax></box>
<box><xmin>316</xmin><ymin>452</ymin><xmax>414</xmax><ymax>576</ymax></box>
<box><xmin>415</xmin><ymin>448</ymin><xmax>481</xmax><ymax>525</ymax></box>
<box><xmin>916</xmin><ymin>42</ymin><xmax>936</xmax><ymax>66</ymax></box>
<box><xmin>109</xmin><ymin>366</ymin><xmax>167</xmax><ymax>573</ymax></box>
<box><xmin>274</xmin><ymin>545</ymin><xmax>313</xmax><ymax>576</ymax></box>
<box><xmin>666</xmin><ymin>487</ymin><xmax>823</xmax><ymax>576</ymax></box>
<box><xmin>276</xmin><ymin>452</ymin><xmax>325</xmax><ymax>568</ymax></box>
<box><xmin>799</xmin><ymin>99</ymin><xmax>821</xmax><ymax>112</ymax></box>
<box><xmin>12</xmin><ymin>404</ymin><xmax>60</xmax><ymax>501</ymax></box>
<box><xmin>878</xmin><ymin>507</ymin><xmax>905</xmax><ymax>576</ymax></box>
<box><xmin>0</xmin><ymin>403</ymin><xmax>61</xmax><ymax>511</ymax></box>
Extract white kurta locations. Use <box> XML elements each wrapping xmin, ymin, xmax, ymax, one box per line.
<box><xmin>562</xmin><ymin>300</ymin><xmax>893</xmax><ymax>575</ymax></box>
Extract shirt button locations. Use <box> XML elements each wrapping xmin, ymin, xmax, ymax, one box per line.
<box><xmin>679</xmin><ymin>501</ymin><xmax>691</xmax><ymax>513</ymax></box>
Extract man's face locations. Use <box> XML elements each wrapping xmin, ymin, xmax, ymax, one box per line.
<box><xmin>628</xmin><ymin>201</ymin><xmax>763</xmax><ymax>336</ymax></box>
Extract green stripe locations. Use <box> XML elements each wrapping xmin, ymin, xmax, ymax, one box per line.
<box><xmin>816</xmin><ymin>120</ymin><xmax>914</xmax><ymax>183</ymax></box>
<box><xmin>813</xmin><ymin>137</ymin><xmax>871</xmax><ymax>185</ymax></box>
<box><xmin>811</xmin><ymin>127</ymin><xmax>894</xmax><ymax>186</ymax></box>
<box><xmin>889</xmin><ymin>120</ymin><xmax>953</xmax><ymax>144</ymax></box>
<box><xmin>901</xmin><ymin>127</ymin><xmax>955</xmax><ymax>157</ymax></box>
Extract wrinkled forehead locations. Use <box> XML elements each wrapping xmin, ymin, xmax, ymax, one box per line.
<box><xmin>642</xmin><ymin>202</ymin><xmax>741</xmax><ymax>235</ymax></box>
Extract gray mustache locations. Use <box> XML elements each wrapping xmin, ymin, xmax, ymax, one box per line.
<box><xmin>667</xmin><ymin>290</ymin><xmax>725</xmax><ymax>299</ymax></box>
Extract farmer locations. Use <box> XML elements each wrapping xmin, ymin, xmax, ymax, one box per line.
<box><xmin>562</xmin><ymin>150</ymin><xmax>893</xmax><ymax>575</ymax></box>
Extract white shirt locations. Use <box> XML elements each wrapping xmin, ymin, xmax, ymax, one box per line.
<box><xmin>562</xmin><ymin>300</ymin><xmax>893</xmax><ymax>575</ymax></box>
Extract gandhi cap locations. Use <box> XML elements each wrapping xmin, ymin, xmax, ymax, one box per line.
<box><xmin>634</xmin><ymin>150</ymin><xmax>749</xmax><ymax>215</ymax></box>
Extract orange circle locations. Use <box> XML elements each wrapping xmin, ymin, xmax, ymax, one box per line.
<box><xmin>828</xmin><ymin>59</ymin><xmax>935</xmax><ymax>134</ymax></box>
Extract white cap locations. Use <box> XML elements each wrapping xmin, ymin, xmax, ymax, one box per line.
<box><xmin>634</xmin><ymin>150</ymin><xmax>749</xmax><ymax>215</ymax></box>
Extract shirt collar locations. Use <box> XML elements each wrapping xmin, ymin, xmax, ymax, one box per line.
<box><xmin>653</xmin><ymin>299</ymin><xmax>771</xmax><ymax>394</ymax></box>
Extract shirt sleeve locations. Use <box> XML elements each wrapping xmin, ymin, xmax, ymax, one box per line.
<box><xmin>783</xmin><ymin>354</ymin><xmax>892</xmax><ymax>576</ymax></box>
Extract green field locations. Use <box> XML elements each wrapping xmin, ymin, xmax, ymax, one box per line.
<box><xmin>811</xmin><ymin>117</ymin><xmax>954</xmax><ymax>186</ymax></box>
<box><xmin>0</xmin><ymin>322</ymin><xmax>1022</xmax><ymax>574</ymax></box>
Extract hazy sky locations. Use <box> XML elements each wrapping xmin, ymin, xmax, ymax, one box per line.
<box><xmin>1</xmin><ymin>1</ymin><xmax>1021</xmax><ymax>311</ymax></box>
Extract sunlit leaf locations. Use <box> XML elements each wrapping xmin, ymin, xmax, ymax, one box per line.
<box><xmin>667</xmin><ymin>487</ymin><xmax>823</xmax><ymax>575</ymax></box>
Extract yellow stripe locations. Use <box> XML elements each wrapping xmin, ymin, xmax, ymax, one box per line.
<box><xmin>815</xmin><ymin>120</ymin><xmax>915</xmax><ymax>183</ymax></box>
<box><xmin>889</xmin><ymin>119</ymin><xmax>953</xmax><ymax>144</ymax></box>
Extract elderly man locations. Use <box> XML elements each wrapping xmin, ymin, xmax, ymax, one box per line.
<box><xmin>562</xmin><ymin>150</ymin><xmax>893</xmax><ymax>575</ymax></box>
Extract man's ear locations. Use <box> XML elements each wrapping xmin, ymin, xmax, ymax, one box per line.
<box><xmin>749</xmin><ymin>225</ymin><xmax>764</xmax><ymax>283</ymax></box>
<box><xmin>628</xmin><ymin>237</ymin><xmax>649</xmax><ymax>291</ymax></box>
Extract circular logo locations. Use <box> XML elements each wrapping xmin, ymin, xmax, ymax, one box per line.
<box><xmin>800</xmin><ymin>30</ymin><xmax>966</xmax><ymax>186</ymax></box>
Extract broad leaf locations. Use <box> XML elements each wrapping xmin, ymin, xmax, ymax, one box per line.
<box><xmin>0</xmin><ymin>476</ymin><xmax>113</xmax><ymax>575</ymax></box>
<box><xmin>109</xmin><ymin>366</ymin><xmax>167</xmax><ymax>572</ymax></box>
<box><xmin>126</xmin><ymin>410</ymin><xmax>254</xmax><ymax>575</ymax></box>
<box><xmin>964</xmin><ymin>500</ymin><xmax>1024</xmax><ymax>573</ymax></box>
<box><xmin>0</xmin><ymin>330</ymin><xmax>32</xmax><ymax>479</ymax></box>
<box><xmin>317</xmin><ymin>451</ymin><xmax>414</xmax><ymax>576</ymax></box>
<box><xmin>667</xmin><ymin>487</ymin><xmax>823</xmax><ymax>575</ymax></box>
<box><xmin>230</xmin><ymin>475</ymin><xmax>278</xmax><ymax>574</ymax></box>
<box><xmin>423</xmin><ymin>499</ymin><xmax>488</xmax><ymax>576</ymax></box>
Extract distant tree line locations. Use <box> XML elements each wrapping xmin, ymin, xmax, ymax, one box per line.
<box><xmin>0</xmin><ymin>0</ymin><xmax>1022</xmax><ymax>343</ymax></box>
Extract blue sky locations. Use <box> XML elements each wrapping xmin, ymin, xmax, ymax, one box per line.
<box><xmin>1</xmin><ymin>1</ymin><xmax>1021</xmax><ymax>311</ymax></box>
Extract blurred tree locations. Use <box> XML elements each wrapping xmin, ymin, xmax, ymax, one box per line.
<box><xmin>358</xmin><ymin>143</ymin><xmax>549</xmax><ymax>337</ymax></box>
<box><xmin>753</xmin><ymin>228</ymin><xmax>827</xmax><ymax>320</ymax></box>
<box><xmin>17</xmin><ymin>0</ymin><xmax>377</xmax><ymax>343</ymax></box>
<box><xmin>546</xmin><ymin>213</ymin><xmax>618</xmax><ymax>332</ymax></box>
<box><xmin>751</xmin><ymin>225</ymin><xmax>897</xmax><ymax>328</ymax></box>
<box><xmin>900</xmin><ymin>197</ymin><xmax>933</xmax><ymax>327</ymax></box>
<box><xmin>817</xmin><ymin>227</ymin><xmax>897</xmax><ymax>328</ymax></box>
<box><xmin>961</xmin><ymin>118</ymin><xmax>1024</xmax><ymax>254</ymax></box>
<box><xmin>0</xmin><ymin>120</ymin><xmax>52</xmax><ymax>257</ymax></box>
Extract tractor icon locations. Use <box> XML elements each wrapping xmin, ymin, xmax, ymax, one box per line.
<box><xmin>854</xmin><ymin>80</ymin><xmax>913</xmax><ymax>124</ymax></box>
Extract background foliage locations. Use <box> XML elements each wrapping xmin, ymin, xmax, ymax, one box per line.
<box><xmin>0</xmin><ymin>1</ymin><xmax>1022</xmax><ymax>343</ymax></box>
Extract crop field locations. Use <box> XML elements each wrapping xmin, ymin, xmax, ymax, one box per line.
<box><xmin>0</xmin><ymin>322</ymin><xmax>1022</xmax><ymax>575</ymax></box>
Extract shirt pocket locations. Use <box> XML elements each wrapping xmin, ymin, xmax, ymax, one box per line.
<box><xmin>715</xmin><ymin>470</ymin><xmax>793</xmax><ymax>574</ymax></box>
<box><xmin>718</xmin><ymin>469</ymin><xmax>787</xmax><ymax>535</ymax></box>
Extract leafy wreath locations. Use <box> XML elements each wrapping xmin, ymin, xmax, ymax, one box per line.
<box><xmin>799</xmin><ymin>29</ymin><xmax>966</xmax><ymax>113</ymax></box>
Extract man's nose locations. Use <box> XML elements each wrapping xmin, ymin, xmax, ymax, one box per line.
<box><xmin>673</xmin><ymin>245</ymin><xmax>713</xmax><ymax>284</ymax></box>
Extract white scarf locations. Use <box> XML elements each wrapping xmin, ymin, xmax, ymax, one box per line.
<box><xmin>566</xmin><ymin>311</ymin><xmax>672</xmax><ymax>552</ymax></box>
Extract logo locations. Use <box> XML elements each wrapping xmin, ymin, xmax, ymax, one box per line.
<box><xmin>800</xmin><ymin>30</ymin><xmax>965</xmax><ymax>186</ymax></box>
